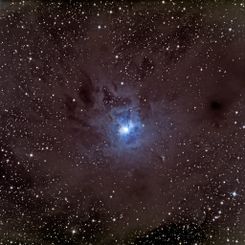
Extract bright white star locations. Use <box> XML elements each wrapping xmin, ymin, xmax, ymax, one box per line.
<box><xmin>118</xmin><ymin>121</ymin><xmax>134</xmax><ymax>136</ymax></box>
<box><xmin>119</xmin><ymin>126</ymin><xmax>130</xmax><ymax>135</ymax></box>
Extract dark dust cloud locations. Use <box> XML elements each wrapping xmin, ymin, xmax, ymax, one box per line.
<box><xmin>0</xmin><ymin>1</ymin><xmax>245</xmax><ymax>244</ymax></box>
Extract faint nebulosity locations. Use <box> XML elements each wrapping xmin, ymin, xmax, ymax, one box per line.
<box><xmin>0</xmin><ymin>0</ymin><xmax>245</xmax><ymax>244</ymax></box>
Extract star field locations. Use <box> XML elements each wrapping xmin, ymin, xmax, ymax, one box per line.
<box><xmin>0</xmin><ymin>0</ymin><xmax>245</xmax><ymax>244</ymax></box>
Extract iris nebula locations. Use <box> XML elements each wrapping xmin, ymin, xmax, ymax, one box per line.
<box><xmin>0</xmin><ymin>1</ymin><xmax>245</xmax><ymax>244</ymax></box>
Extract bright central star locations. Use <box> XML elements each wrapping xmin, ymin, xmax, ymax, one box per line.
<box><xmin>119</xmin><ymin>125</ymin><xmax>130</xmax><ymax>135</ymax></box>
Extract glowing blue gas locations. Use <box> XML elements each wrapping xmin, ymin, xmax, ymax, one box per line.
<box><xmin>118</xmin><ymin>121</ymin><xmax>134</xmax><ymax>135</ymax></box>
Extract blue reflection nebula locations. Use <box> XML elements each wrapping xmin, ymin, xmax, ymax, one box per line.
<box><xmin>113</xmin><ymin>108</ymin><xmax>142</xmax><ymax>147</ymax></box>
<box><xmin>119</xmin><ymin>124</ymin><xmax>131</xmax><ymax>135</ymax></box>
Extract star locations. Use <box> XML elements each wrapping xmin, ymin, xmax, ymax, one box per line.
<box><xmin>119</xmin><ymin>125</ymin><xmax>130</xmax><ymax>135</ymax></box>
<box><xmin>118</xmin><ymin>120</ymin><xmax>137</xmax><ymax>139</ymax></box>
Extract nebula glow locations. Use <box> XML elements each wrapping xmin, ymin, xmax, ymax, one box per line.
<box><xmin>118</xmin><ymin>121</ymin><xmax>134</xmax><ymax>135</ymax></box>
<box><xmin>119</xmin><ymin>125</ymin><xmax>130</xmax><ymax>135</ymax></box>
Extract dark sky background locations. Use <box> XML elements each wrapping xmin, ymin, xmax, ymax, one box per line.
<box><xmin>0</xmin><ymin>1</ymin><xmax>245</xmax><ymax>244</ymax></box>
